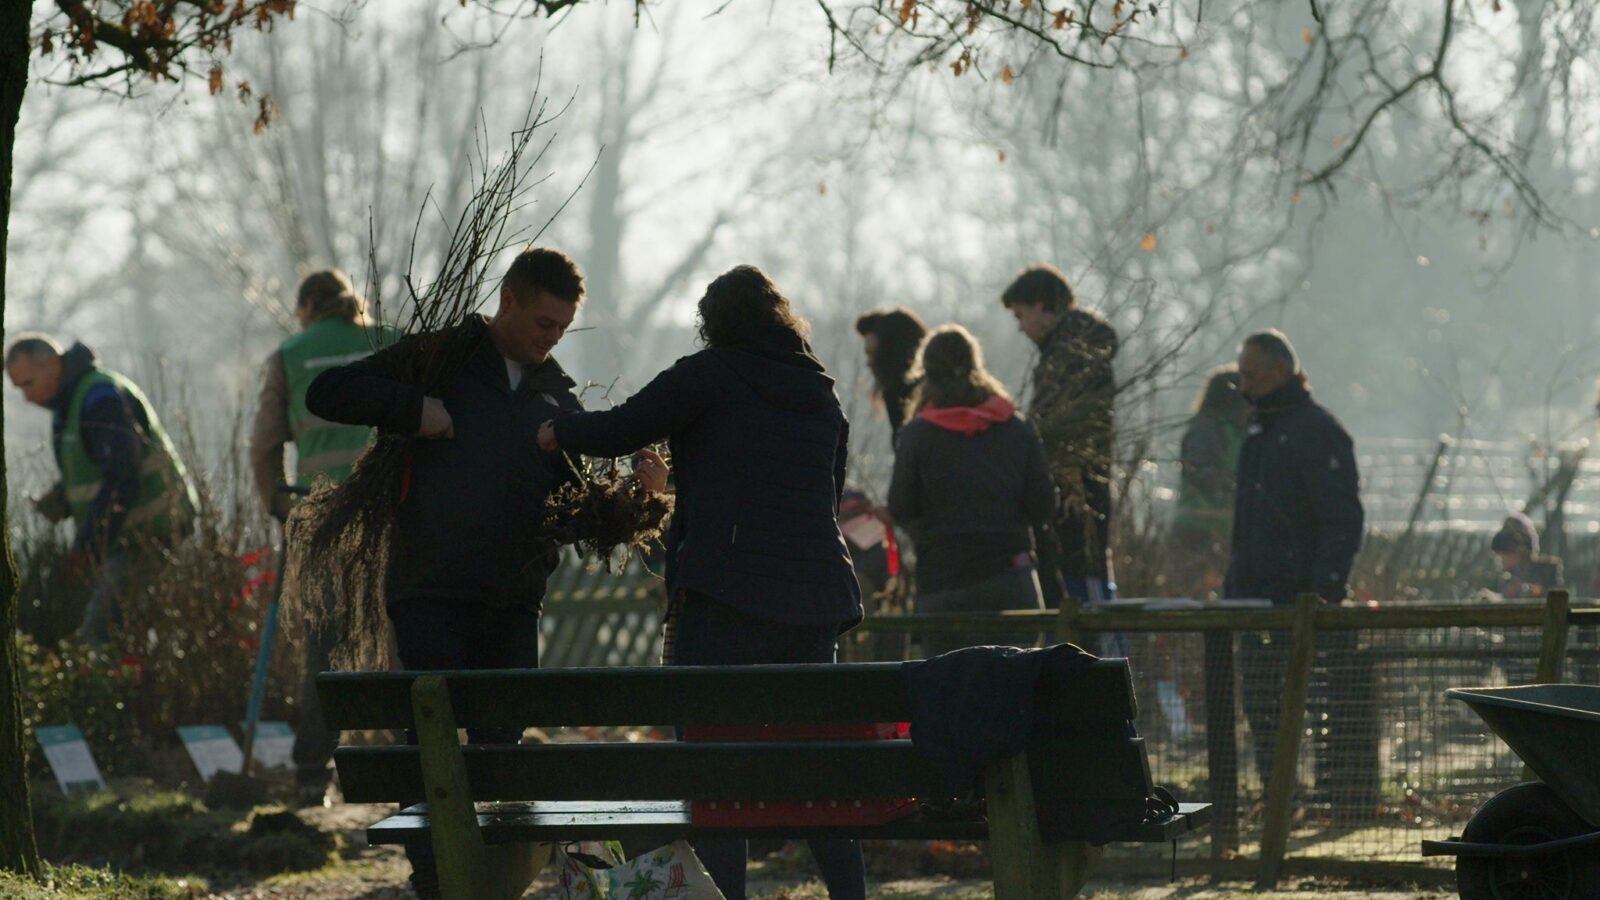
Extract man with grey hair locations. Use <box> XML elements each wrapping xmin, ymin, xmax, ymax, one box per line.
<box><xmin>1227</xmin><ymin>328</ymin><xmax>1365</xmax><ymax>801</ymax></box>
<box><xmin>6</xmin><ymin>333</ymin><xmax>197</xmax><ymax>646</ymax></box>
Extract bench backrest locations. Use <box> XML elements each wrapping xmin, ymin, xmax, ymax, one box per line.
<box><xmin>320</xmin><ymin>660</ymin><xmax>1153</xmax><ymax>815</ymax></box>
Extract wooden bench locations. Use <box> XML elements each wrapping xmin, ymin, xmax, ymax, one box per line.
<box><xmin>318</xmin><ymin>659</ymin><xmax>1209</xmax><ymax>900</ymax></box>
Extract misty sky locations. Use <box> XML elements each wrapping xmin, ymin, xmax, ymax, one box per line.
<box><xmin>9</xmin><ymin>0</ymin><xmax>1600</xmax><ymax>531</ymax></box>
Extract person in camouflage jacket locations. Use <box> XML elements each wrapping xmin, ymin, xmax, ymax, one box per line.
<box><xmin>1001</xmin><ymin>265</ymin><xmax>1120</xmax><ymax>615</ymax></box>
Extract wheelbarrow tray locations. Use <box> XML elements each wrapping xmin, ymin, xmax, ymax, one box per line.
<box><xmin>1445</xmin><ymin>685</ymin><xmax>1600</xmax><ymax>827</ymax></box>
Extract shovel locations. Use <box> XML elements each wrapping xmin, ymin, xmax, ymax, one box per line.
<box><xmin>208</xmin><ymin>484</ymin><xmax>308</xmax><ymax>809</ymax></box>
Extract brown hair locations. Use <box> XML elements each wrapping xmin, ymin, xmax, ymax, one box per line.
<box><xmin>502</xmin><ymin>246</ymin><xmax>585</xmax><ymax>305</ymax></box>
<box><xmin>297</xmin><ymin>269</ymin><xmax>367</xmax><ymax>324</ymax></box>
<box><xmin>854</xmin><ymin>307</ymin><xmax>926</xmax><ymax>391</ymax></box>
<box><xmin>1001</xmin><ymin>264</ymin><xmax>1075</xmax><ymax>314</ymax></box>
<box><xmin>697</xmin><ymin>265</ymin><xmax>810</xmax><ymax>348</ymax></box>
<box><xmin>1194</xmin><ymin>364</ymin><xmax>1247</xmax><ymax>422</ymax></box>
<box><xmin>910</xmin><ymin>324</ymin><xmax>1011</xmax><ymax>411</ymax></box>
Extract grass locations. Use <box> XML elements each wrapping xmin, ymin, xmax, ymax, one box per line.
<box><xmin>0</xmin><ymin>864</ymin><xmax>203</xmax><ymax>899</ymax></box>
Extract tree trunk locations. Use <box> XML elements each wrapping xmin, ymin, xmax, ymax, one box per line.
<box><xmin>0</xmin><ymin>0</ymin><xmax>41</xmax><ymax>879</ymax></box>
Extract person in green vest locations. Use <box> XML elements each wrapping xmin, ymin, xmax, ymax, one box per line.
<box><xmin>249</xmin><ymin>268</ymin><xmax>395</xmax><ymax>804</ymax></box>
<box><xmin>1171</xmin><ymin>365</ymin><xmax>1248</xmax><ymax>598</ymax></box>
<box><xmin>6</xmin><ymin>333</ymin><xmax>198</xmax><ymax>647</ymax></box>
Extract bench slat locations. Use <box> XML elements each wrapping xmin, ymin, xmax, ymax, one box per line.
<box><xmin>335</xmin><ymin>736</ymin><xmax>1146</xmax><ymax>805</ymax></box>
<box><xmin>317</xmin><ymin>660</ymin><xmax>1136</xmax><ymax>731</ymax></box>
<box><xmin>339</xmin><ymin>741</ymin><xmax>947</xmax><ymax>804</ymax></box>
<box><xmin>364</xmin><ymin>800</ymin><xmax>1213</xmax><ymax>845</ymax></box>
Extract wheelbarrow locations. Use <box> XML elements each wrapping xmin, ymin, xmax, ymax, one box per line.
<box><xmin>1421</xmin><ymin>684</ymin><xmax>1600</xmax><ymax>899</ymax></box>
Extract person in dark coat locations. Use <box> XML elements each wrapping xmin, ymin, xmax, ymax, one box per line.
<box><xmin>6</xmin><ymin>334</ymin><xmax>198</xmax><ymax>646</ymax></box>
<box><xmin>539</xmin><ymin>265</ymin><xmax>865</xmax><ymax>900</ymax></box>
<box><xmin>1226</xmin><ymin>329</ymin><xmax>1365</xmax><ymax>797</ymax></box>
<box><xmin>888</xmin><ymin>324</ymin><xmax>1056</xmax><ymax>656</ymax></box>
<box><xmin>853</xmin><ymin>306</ymin><xmax>927</xmax><ymax>439</ymax></box>
<box><xmin>1000</xmin><ymin>265</ymin><xmax>1119</xmax><ymax>618</ymax></box>
<box><xmin>1489</xmin><ymin>512</ymin><xmax>1564</xmax><ymax>599</ymax></box>
<box><xmin>847</xmin><ymin>308</ymin><xmax>925</xmax><ymax>635</ymax></box>
<box><xmin>1171</xmin><ymin>366</ymin><xmax>1247</xmax><ymax>599</ymax></box>
<box><xmin>305</xmin><ymin>247</ymin><xmax>667</xmax><ymax>899</ymax></box>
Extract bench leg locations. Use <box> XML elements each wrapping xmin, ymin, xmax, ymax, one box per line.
<box><xmin>485</xmin><ymin>841</ymin><xmax>553</xmax><ymax>899</ymax></box>
<box><xmin>413</xmin><ymin>675</ymin><xmax>552</xmax><ymax>900</ymax></box>
<box><xmin>985</xmin><ymin>753</ymin><xmax>1100</xmax><ymax>899</ymax></box>
<box><xmin>1058</xmin><ymin>841</ymin><xmax>1101</xmax><ymax>898</ymax></box>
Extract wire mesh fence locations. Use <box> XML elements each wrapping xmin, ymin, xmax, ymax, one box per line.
<box><xmin>529</xmin><ymin>550</ymin><xmax>1597</xmax><ymax>877</ymax></box>
<box><xmin>1110</xmin><ymin>617</ymin><xmax>1538</xmax><ymax>866</ymax></box>
<box><xmin>846</xmin><ymin>595</ymin><xmax>1596</xmax><ymax>877</ymax></box>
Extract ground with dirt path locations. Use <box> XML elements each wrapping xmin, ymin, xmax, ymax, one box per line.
<box><xmin>185</xmin><ymin>803</ymin><xmax>1455</xmax><ymax>900</ymax></box>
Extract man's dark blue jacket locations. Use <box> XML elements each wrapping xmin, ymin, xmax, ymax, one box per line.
<box><xmin>1225</xmin><ymin>379</ymin><xmax>1363</xmax><ymax>604</ymax></box>
<box><xmin>306</xmin><ymin>316</ymin><xmax>581</xmax><ymax>611</ymax></box>
<box><xmin>553</xmin><ymin>333</ymin><xmax>861</xmax><ymax>628</ymax></box>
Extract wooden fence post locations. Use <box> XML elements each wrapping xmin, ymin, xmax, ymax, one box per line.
<box><xmin>1202</xmin><ymin>629</ymin><xmax>1239</xmax><ymax>857</ymax></box>
<box><xmin>1053</xmin><ymin>601</ymin><xmax>1082</xmax><ymax>648</ymax></box>
<box><xmin>1255</xmin><ymin>594</ymin><xmax>1320</xmax><ymax>890</ymax></box>
<box><xmin>1521</xmin><ymin>590</ymin><xmax>1573</xmax><ymax>783</ymax></box>
<box><xmin>1534</xmin><ymin>589</ymin><xmax>1570</xmax><ymax>685</ymax></box>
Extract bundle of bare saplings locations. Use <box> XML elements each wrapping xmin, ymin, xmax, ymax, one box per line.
<box><xmin>282</xmin><ymin>93</ymin><xmax>670</xmax><ymax>669</ymax></box>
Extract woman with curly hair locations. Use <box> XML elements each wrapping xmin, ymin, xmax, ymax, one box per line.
<box><xmin>539</xmin><ymin>265</ymin><xmax>864</xmax><ymax>900</ymax></box>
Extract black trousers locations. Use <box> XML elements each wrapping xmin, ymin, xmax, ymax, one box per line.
<box><xmin>670</xmin><ymin>592</ymin><xmax>866</xmax><ymax>900</ymax></box>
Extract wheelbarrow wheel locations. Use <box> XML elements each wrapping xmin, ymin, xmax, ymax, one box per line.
<box><xmin>1457</xmin><ymin>782</ymin><xmax>1594</xmax><ymax>900</ymax></box>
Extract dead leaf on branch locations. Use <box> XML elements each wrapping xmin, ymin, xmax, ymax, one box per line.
<box><xmin>253</xmin><ymin>95</ymin><xmax>279</xmax><ymax>134</ymax></box>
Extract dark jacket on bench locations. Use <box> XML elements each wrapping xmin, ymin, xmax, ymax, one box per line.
<box><xmin>904</xmin><ymin>643</ymin><xmax>1097</xmax><ymax>798</ymax></box>
<box><xmin>306</xmin><ymin>315</ymin><xmax>583</xmax><ymax>611</ymax></box>
<box><xmin>553</xmin><ymin>334</ymin><xmax>861</xmax><ymax>628</ymax></box>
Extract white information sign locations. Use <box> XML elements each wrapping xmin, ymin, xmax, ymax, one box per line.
<box><xmin>176</xmin><ymin>725</ymin><xmax>244</xmax><ymax>782</ymax></box>
<box><xmin>238</xmin><ymin>720</ymin><xmax>296</xmax><ymax>771</ymax></box>
<box><xmin>34</xmin><ymin>725</ymin><xmax>107</xmax><ymax>795</ymax></box>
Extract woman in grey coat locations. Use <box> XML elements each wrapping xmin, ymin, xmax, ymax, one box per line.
<box><xmin>888</xmin><ymin>325</ymin><xmax>1058</xmax><ymax>656</ymax></box>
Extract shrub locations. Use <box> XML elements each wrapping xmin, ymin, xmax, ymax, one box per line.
<box><xmin>15</xmin><ymin>413</ymin><xmax>306</xmax><ymax>781</ymax></box>
<box><xmin>16</xmin><ymin>637</ymin><xmax>141</xmax><ymax>779</ymax></box>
